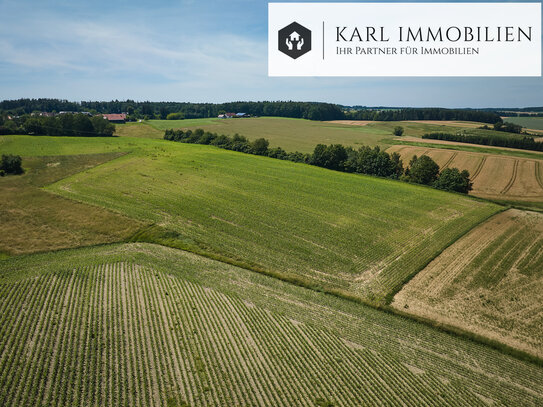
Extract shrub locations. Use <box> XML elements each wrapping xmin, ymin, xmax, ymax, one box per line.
<box><xmin>166</xmin><ymin>112</ymin><xmax>184</xmax><ymax>120</ymax></box>
<box><xmin>0</xmin><ymin>154</ymin><xmax>24</xmax><ymax>175</ymax></box>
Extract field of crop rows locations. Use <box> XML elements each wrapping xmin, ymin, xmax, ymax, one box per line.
<box><xmin>393</xmin><ymin>209</ymin><xmax>543</xmax><ymax>358</ymax></box>
<box><xmin>387</xmin><ymin>145</ymin><xmax>543</xmax><ymax>202</ymax></box>
<box><xmin>43</xmin><ymin>141</ymin><xmax>500</xmax><ymax>305</ymax></box>
<box><xmin>0</xmin><ymin>244</ymin><xmax>542</xmax><ymax>406</ymax></box>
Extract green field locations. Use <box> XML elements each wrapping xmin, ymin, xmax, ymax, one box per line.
<box><xmin>503</xmin><ymin>116</ymin><xmax>543</xmax><ymax>131</ymax></box>
<box><xmin>1</xmin><ymin>243</ymin><xmax>541</xmax><ymax>406</ymax></box>
<box><xmin>0</xmin><ymin>152</ymin><xmax>142</xmax><ymax>255</ymax></box>
<box><xmin>2</xmin><ymin>135</ymin><xmax>495</xmax><ymax>305</ymax></box>
<box><xmin>145</xmin><ymin>118</ymin><xmax>481</xmax><ymax>152</ymax></box>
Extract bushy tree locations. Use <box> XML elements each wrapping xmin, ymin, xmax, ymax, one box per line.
<box><xmin>310</xmin><ymin>144</ymin><xmax>348</xmax><ymax>170</ymax></box>
<box><xmin>393</xmin><ymin>126</ymin><xmax>404</xmax><ymax>137</ymax></box>
<box><xmin>0</xmin><ymin>154</ymin><xmax>23</xmax><ymax>175</ymax></box>
<box><xmin>433</xmin><ymin>168</ymin><xmax>472</xmax><ymax>193</ymax></box>
<box><xmin>251</xmin><ymin>138</ymin><xmax>269</xmax><ymax>156</ymax></box>
<box><xmin>406</xmin><ymin>155</ymin><xmax>439</xmax><ymax>185</ymax></box>
<box><xmin>90</xmin><ymin>116</ymin><xmax>115</xmax><ymax>136</ymax></box>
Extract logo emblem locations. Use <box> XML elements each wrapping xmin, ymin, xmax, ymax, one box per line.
<box><xmin>278</xmin><ymin>22</ymin><xmax>312</xmax><ymax>59</ymax></box>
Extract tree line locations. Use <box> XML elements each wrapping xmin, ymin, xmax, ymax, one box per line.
<box><xmin>0</xmin><ymin>114</ymin><xmax>115</xmax><ymax>137</ymax></box>
<box><xmin>423</xmin><ymin>132</ymin><xmax>543</xmax><ymax>152</ymax></box>
<box><xmin>1</xmin><ymin>98</ymin><xmax>502</xmax><ymax>124</ymax></box>
<box><xmin>479</xmin><ymin>122</ymin><xmax>523</xmax><ymax>134</ymax></box>
<box><xmin>164</xmin><ymin>129</ymin><xmax>472</xmax><ymax>194</ymax></box>
<box><xmin>344</xmin><ymin>108</ymin><xmax>502</xmax><ymax>124</ymax></box>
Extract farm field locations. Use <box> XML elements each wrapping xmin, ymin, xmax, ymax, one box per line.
<box><xmin>503</xmin><ymin>116</ymin><xmax>543</xmax><ymax>131</ymax></box>
<box><xmin>386</xmin><ymin>145</ymin><xmax>543</xmax><ymax>202</ymax></box>
<box><xmin>145</xmin><ymin>117</ymin><xmax>481</xmax><ymax>152</ymax></box>
<box><xmin>26</xmin><ymin>136</ymin><xmax>501</xmax><ymax>305</ymax></box>
<box><xmin>0</xmin><ymin>152</ymin><xmax>142</xmax><ymax>255</ymax></box>
<box><xmin>392</xmin><ymin>209</ymin><xmax>543</xmax><ymax>359</ymax></box>
<box><xmin>0</xmin><ymin>243</ymin><xmax>542</xmax><ymax>406</ymax></box>
<box><xmin>394</xmin><ymin>136</ymin><xmax>543</xmax><ymax>159</ymax></box>
<box><xmin>115</xmin><ymin>122</ymin><xmax>163</xmax><ymax>139</ymax></box>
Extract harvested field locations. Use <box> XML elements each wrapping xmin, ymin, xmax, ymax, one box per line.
<box><xmin>392</xmin><ymin>209</ymin><xmax>543</xmax><ymax>359</ymax></box>
<box><xmin>387</xmin><ymin>145</ymin><xmax>543</xmax><ymax>202</ymax></box>
<box><xmin>397</xmin><ymin>136</ymin><xmax>543</xmax><ymax>156</ymax></box>
<box><xmin>1</xmin><ymin>243</ymin><xmax>542</xmax><ymax>406</ymax></box>
<box><xmin>325</xmin><ymin>120</ymin><xmax>372</xmax><ymax>126</ymax></box>
<box><xmin>403</xmin><ymin>120</ymin><xmax>484</xmax><ymax>128</ymax></box>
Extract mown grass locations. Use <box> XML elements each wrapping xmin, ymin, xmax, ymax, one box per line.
<box><xmin>30</xmin><ymin>136</ymin><xmax>501</xmax><ymax>304</ymax></box>
<box><xmin>0</xmin><ymin>152</ymin><xmax>143</xmax><ymax>255</ymax></box>
<box><xmin>0</xmin><ymin>243</ymin><xmax>541</xmax><ymax>406</ymax></box>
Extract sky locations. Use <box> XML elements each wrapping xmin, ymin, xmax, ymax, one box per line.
<box><xmin>0</xmin><ymin>0</ymin><xmax>541</xmax><ymax>108</ymax></box>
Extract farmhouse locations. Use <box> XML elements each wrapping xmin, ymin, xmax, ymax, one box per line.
<box><xmin>102</xmin><ymin>113</ymin><xmax>127</xmax><ymax>123</ymax></box>
<box><xmin>218</xmin><ymin>113</ymin><xmax>237</xmax><ymax>119</ymax></box>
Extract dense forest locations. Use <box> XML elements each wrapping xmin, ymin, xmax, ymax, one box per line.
<box><xmin>423</xmin><ymin>132</ymin><xmax>543</xmax><ymax>152</ymax></box>
<box><xmin>1</xmin><ymin>98</ymin><xmax>502</xmax><ymax>123</ymax></box>
<box><xmin>164</xmin><ymin>128</ymin><xmax>472</xmax><ymax>193</ymax></box>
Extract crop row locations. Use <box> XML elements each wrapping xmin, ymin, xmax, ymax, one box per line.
<box><xmin>1</xmin><ymin>261</ymin><xmax>542</xmax><ymax>406</ymax></box>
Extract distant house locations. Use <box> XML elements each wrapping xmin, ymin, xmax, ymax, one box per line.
<box><xmin>102</xmin><ymin>113</ymin><xmax>127</xmax><ymax>123</ymax></box>
<box><xmin>224</xmin><ymin>112</ymin><xmax>237</xmax><ymax>118</ymax></box>
<box><xmin>236</xmin><ymin>113</ymin><xmax>250</xmax><ymax>117</ymax></box>
<box><xmin>218</xmin><ymin>114</ymin><xmax>226</xmax><ymax>119</ymax></box>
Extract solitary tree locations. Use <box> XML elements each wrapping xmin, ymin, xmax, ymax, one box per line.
<box><xmin>393</xmin><ymin>126</ymin><xmax>404</xmax><ymax>137</ymax></box>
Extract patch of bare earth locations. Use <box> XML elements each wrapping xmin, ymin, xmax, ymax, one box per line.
<box><xmin>392</xmin><ymin>209</ymin><xmax>543</xmax><ymax>358</ymax></box>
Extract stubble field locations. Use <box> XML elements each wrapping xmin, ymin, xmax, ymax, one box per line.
<box><xmin>386</xmin><ymin>145</ymin><xmax>543</xmax><ymax>202</ymax></box>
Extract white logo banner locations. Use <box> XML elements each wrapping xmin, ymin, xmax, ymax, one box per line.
<box><xmin>268</xmin><ymin>2</ymin><xmax>541</xmax><ymax>76</ymax></box>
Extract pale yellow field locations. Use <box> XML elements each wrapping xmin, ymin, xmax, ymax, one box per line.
<box><xmin>387</xmin><ymin>145</ymin><xmax>543</xmax><ymax>202</ymax></box>
<box><xmin>392</xmin><ymin>209</ymin><xmax>543</xmax><ymax>358</ymax></box>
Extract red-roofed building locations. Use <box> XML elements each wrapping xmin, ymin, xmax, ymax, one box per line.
<box><xmin>102</xmin><ymin>113</ymin><xmax>127</xmax><ymax>123</ymax></box>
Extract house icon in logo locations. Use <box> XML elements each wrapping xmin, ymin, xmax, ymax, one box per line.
<box><xmin>278</xmin><ymin>22</ymin><xmax>312</xmax><ymax>59</ymax></box>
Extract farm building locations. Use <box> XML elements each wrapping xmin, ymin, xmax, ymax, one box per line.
<box><xmin>218</xmin><ymin>113</ymin><xmax>237</xmax><ymax>119</ymax></box>
<box><xmin>102</xmin><ymin>113</ymin><xmax>127</xmax><ymax>123</ymax></box>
